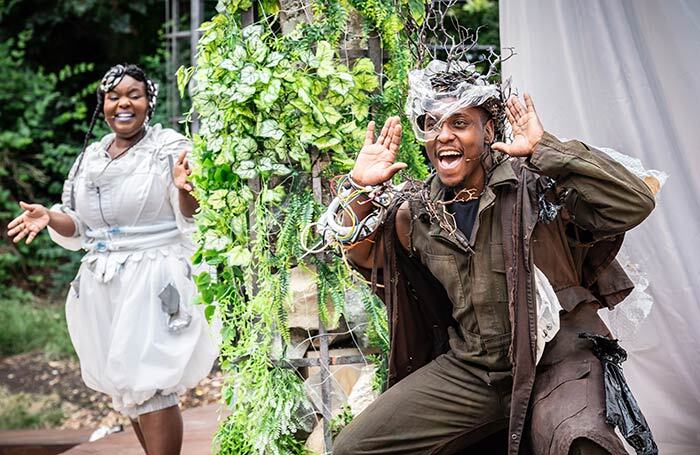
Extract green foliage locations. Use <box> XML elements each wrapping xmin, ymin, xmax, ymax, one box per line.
<box><xmin>186</xmin><ymin>0</ymin><xmax>471</xmax><ymax>452</ymax></box>
<box><xmin>184</xmin><ymin>0</ymin><xmax>430</xmax><ymax>452</ymax></box>
<box><xmin>0</xmin><ymin>288</ymin><xmax>75</xmax><ymax>358</ymax></box>
<box><xmin>0</xmin><ymin>31</ymin><xmax>87</xmax><ymax>298</ymax></box>
<box><xmin>0</xmin><ymin>387</ymin><xmax>67</xmax><ymax>430</ymax></box>
<box><xmin>330</xmin><ymin>404</ymin><xmax>354</xmax><ymax>438</ymax></box>
<box><xmin>348</xmin><ymin>0</ymin><xmax>429</xmax><ymax>180</ymax></box>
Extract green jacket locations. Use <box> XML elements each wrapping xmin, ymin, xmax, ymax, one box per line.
<box><xmin>362</xmin><ymin>132</ymin><xmax>655</xmax><ymax>454</ymax></box>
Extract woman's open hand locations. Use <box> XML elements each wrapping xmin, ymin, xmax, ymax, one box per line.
<box><xmin>173</xmin><ymin>150</ymin><xmax>193</xmax><ymax>192</ymax></box>
<box><xmin>350</xmin><ymin>116</ymin><xmax>406</xmax><ymax>186</ymax></box>
<box><xmin>7</xmin><ymin>202</ymin><xmax>50</xmax><ymax>245</ymax></box>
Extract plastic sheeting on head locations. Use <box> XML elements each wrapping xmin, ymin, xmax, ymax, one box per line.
<box><xmin>405</xmin><ymin>60</ymin><xmax>501</xmax><ymax>142</ymax></box>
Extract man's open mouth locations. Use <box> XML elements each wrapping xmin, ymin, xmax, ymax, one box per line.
<box><xmin>437</xmin><ymin>149</ymin><xmax>463</xmax><ymax>170</ymax></box>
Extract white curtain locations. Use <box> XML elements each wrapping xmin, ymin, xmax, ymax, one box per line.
<box><xmin>500</xmin><ymin>1</ymin><xmax>700</xmax><ymax>453</ymax></box>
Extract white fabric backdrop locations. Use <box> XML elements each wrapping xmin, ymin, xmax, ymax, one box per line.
<box><xmin>500</xmin><ymin>1</ymin><xmax>700</xmax><ymax>453</ymax></box>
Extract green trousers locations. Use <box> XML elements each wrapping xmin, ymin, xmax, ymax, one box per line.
<box><xmin>333</xmin><ymin>351</ymin><xmax>614</xmax><ymax>455</ymax></box>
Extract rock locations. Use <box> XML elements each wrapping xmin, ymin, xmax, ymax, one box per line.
<box><xmin>287</xmin><ymin>265</ymin><xmax>338</xmax><ymax>331</ymax></box>
<box><xmin>294</xmin><ymin>395</ymin><xmax>319</xmax><ymax>440</ymax></box>
<box><xmin>342</xmin><ymin>286</ymin><xmax>372</xmax><ymax>349</ymax></box>
<box><xmin>306</xmin><ymin>348</ymin><xmax>364</xmax><ymax>396</ymax></box>
<box><xmin>270</xmin><ymin>328</ymin><xmax>312</xmax><ymax>361</ymax></box>
<box><xmin>347</xmin><ymin>365</ymin><xmax>379</xmax><ymax>417</ymax></box>
<box><xmin>304</xmin><ymin>421</ymin><xmax>325</xmax><ymax>454</ymax></box>
<box><xmin>304</xmin><ymin>368</ymin><xmax>348</xmax><ymax>418</ymax></box>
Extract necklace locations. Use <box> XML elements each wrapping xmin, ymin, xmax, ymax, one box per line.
<box><xmin>107</xmin><ymin>128</ymin><xmax>146</xmax><ymax>160</ymax></box>
<box><xmin>93</xmin><ymin>128</ymin><xmax>147</xmax><ymax>181</ymax></box>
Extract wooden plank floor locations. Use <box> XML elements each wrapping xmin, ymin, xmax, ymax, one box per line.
<box><xmin>63</xmin><ymin>405</ymin><xmax>222</xmax><ymax>455</ymax></box>
<box><xmin>0</xmin><ymin>428</ymin><xmax>92</xmax><ymax>455</ymax></box>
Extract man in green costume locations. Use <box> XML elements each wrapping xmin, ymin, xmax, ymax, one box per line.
<box><xmin>328</xmin><ymin>60</ymin><xmax>658</xmax><ymax>454</ymax></box>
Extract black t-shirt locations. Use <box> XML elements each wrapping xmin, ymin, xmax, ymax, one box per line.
<box><xmin>448</xmin><ymin>199</ymin><xmax>479</xmax><ymax>239</ymax></box>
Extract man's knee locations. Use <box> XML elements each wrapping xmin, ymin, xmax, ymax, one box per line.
<box><xmin>332</xmin><ymin>425</ymin><xmax>361</xmax><ymax>455</ymax></box>
<box><xmin>568</xmin><ymin>437</ymin><xmax>611</xmax><ymax>455</ymax></box>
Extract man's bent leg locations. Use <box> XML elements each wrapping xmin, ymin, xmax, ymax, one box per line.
<box><xmin>530</xmin><ymin>323</ymin><xmax>626</xmax><ymax>455</ymax></box>
<box><xmin>569</xmin><ymin>438</ymin><xmax>614</xmax><ymax>455</ymax></box>
<box><xmin>333</xmin><ymin>351</ymin><xmax>510</xmax><ymax>455</ymax></box>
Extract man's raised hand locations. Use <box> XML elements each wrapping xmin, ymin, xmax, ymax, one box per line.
<box><xmin>492</xmin><ymin>93</ymin><xmax>544</xmax><ymax>157</ymax></box>
<box><xmin>350</xmin><ymin>116</ymin><xmax>406</xmax><ymax>186</ymax></box>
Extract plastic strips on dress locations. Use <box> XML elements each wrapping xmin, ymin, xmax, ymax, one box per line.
<box><xmin>158</xmin><ymin>282</ymin><xmax>192</xmax><ymax>333</ymax></box>
<box><xmin>405</xmin><ymin>60</ymin><xmax>507</xmax><ymax>143</ymax></box>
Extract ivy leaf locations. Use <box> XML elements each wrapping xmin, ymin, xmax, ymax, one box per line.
<box><xmin>239</xmin><ymin>65</ymin><xmax>259</xmax><ymax>85</ymax></box>
<box><xmin>271</xmin><ymin>163</ymin><xmax>291</xmax><ymax>176</ymax></box>
<box><xmin>408</xmin><ymin>0</ymin><xmax>427</xmax><ymax>25</ymax></box>
<box><xmin>353</xmin><ymin>73</ymin><xmax>379</xmax><ymax>92</ymax></box>
<box><xmin>313</xmin><ymin>134</ymin><xmax>341</xmax><ymax>150</ymax></box>
<box><xmin>321</xmin><ymin>104</ymin><xmax>342</xmax><ymax>125</ymax></box>
<box><xmin>258</xmin><ymin>68</ymin><xmax>272</xmax><ymax>85</ymax></box>
<box><xmin>249</xmin><ymin>37</ymin><xmax>268</xmax><ymax>63</ymax></box>
<box><xmin>241</xmin><ymin>24</ymin><xmax>263</xmax><ymax>40</ymax></box>
<box><xmin>194</xmin><ymin>271</ymin><xmax>212</xmax><ymax>287</ymax></box>
<box><xmin>232</xmin><ymin>44</ymin><xmax>247</xmax><ymax>63</ymax></box>
<box><xmin>203</xmin><ymin>231</ymin><xmax>231</xmax><ymax>251</ymax></box>
<box><xmin>220</xmin><ymin>59</ymin><xmax>238</xmax><ymax>71</ymax></box>
<box><xmin>339</xmin><ymin>120</ymin><xmax>359</xmax><ymax>135</ymax></box>
<box><xmin>236</xmin><ymin>136</ymin><xmax>258</xmax><ymax>160</ymax></box>
<box><xmin>230</xmin><ymin>83</ymin><xmax>256</xmax><ymax>103</ymax></box>
<box><xmin>226</xmin><ymin>245</ymin><xmax>252</xmax><ymax>267</ymax></box>
<box><xmin>208</xmin><ymin>189</ymin><xmax>229</xmax><ymax>210</ymax></box>
<box><xmin>204</xmin><ymin>304</ymin><xmax>216</xmax><ymax>322</ymax></box>
<box><xmin>261</xmin><ymin>186</ymin><xmax>287</xmax><ymax>203</ymax></box>
<box><xmin>256</xmin><ymin>78</ymin><xmax>281</xmax><ymax>109</ymax></box>
<box><xmin>315</xmin><ymin>41</ymin><xmax>335</xmax><ymax>78</ymax></box>
<box><xmin>352</xmin><ymin>58</ymin><xmax>375</xmax><ymax>75</ymax></box>
<box><xmin>329</xmin><ymin>72</ymin><xmax>354</xmax><ymax>96</ymax></box>
<box><xmin>351</xmin><ymin>101</ymin><xmax>369</xmax><ymax>121</ymax></box>
<box><xmin>257</xmin><ymin>119</ymin><xmax>284</xmax><ymax>140</ymax></box>
<box><xmin>266</xmin><ymin>51</ymin><xmax>284</xmax><ymax>67</ymax></box>
<box><xmin>176</xmin><ymin>65</ymin><xmax>194</xmax><ymax>98</ymax></box>
<box><xmin>234</xmin><ymin>160</ymin><xmax>257</xmax><ymax>179</ymax></box>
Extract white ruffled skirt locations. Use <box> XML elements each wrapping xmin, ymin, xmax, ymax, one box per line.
<box><xmin>65</xmin><ymin>244</ymin><xmax>219</xmax><ymax>416</ymax></box>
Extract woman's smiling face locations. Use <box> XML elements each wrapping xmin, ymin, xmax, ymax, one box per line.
<box><xmin>424</xmin><ymin>106</ymin><xmax>494</xmax><ymax>188</ymax></box>
<box><xmin>103</xmin><ymin>74</ymin><xmax>149</xmax><ymax>139</ymax></box>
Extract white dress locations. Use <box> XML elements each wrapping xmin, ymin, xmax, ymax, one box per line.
<box><xmin>47</xmin><ymin>124</ymin><xmax>218</xmax><ymax>415</ymax></box>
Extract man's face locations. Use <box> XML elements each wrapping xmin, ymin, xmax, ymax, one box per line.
<box><xmin>424</xmin><ymin>106</ymin><xmax>494</xmax><ymax>188</ymax></box>
<box><xmin>103</xmin><ymin>74</ymin><xmax>149</xmax><ymax>139</ymax></box>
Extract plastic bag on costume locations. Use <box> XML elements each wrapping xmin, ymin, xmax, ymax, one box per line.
<box><xmin>578</xmin><ymin>333</ymin><xmax>658</xmax><ymax>455</ymax></box>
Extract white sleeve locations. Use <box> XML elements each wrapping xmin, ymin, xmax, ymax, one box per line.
<box><xmin>47</xmin><ymin>154</ymin><xmax>87</xmax><ymax>251</ymax></box>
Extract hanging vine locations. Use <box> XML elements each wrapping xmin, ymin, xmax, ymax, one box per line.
<box><xmin>179</xmin><ymin>0</ymin><xmax>428</xmax><ymax>453</ymax></box>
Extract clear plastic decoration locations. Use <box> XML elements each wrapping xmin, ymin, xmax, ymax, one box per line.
<box><xmin>405</xmin><ymin>60</ymin><xmax>500</xmax><ymax>142</ymax></box>
<box><xmin>597</xmin><ymin>147</ymin><xmax>668</xmax><ymax>196</ymax></box>
<box><xmin>593</xmin><ymin>148</ymin><xmax>668</xmax><ymax>341</ymax></box>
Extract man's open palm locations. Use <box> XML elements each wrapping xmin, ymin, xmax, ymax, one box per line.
<box><xmin>492</xmin><ymin>93</ymin><xmax>544</xmax><ymax>157</ymax></box>
<box><xmin>350</xmin><ymin>116</ymin><xmax>406</xmax><ymax>186</ymax></box>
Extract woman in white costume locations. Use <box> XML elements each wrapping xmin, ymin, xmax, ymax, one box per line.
<box><xmin>7</xmin><ymin>64</ymin><xmax>218</xmax><ymax>455</ymax></box>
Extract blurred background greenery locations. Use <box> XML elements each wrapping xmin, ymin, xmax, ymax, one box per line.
<box><xmin>0</xmin><ymin>0</ymin><xmax>498</xmax><ymax>429</ymax></box>
<box><xmin>0</xmin><ymin>0</ymin><xmax>173</xmax><ymax>359</ymax></box>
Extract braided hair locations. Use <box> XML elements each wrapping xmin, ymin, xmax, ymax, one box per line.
<box><xmin>69</xmin><ymin>64</ymin><xmax>159</xmax><ymax>209</ymax></box>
